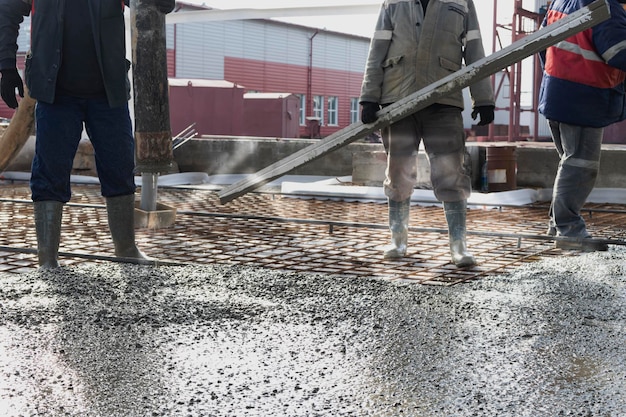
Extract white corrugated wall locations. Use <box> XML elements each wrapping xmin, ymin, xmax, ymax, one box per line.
<box><xmin>170</xmin><ymin>19</ymin><xmax>369</xmax><ymax>80</ymax></box>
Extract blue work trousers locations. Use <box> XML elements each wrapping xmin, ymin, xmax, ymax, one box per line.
<box><xmin>381</xmin><ymin>105</ymin><xmax>471</xmax><ymax>202</ymax></box>
<box><xmin>31</xmin><ymin>95</ymin><xmax>136</xmax><ymax>202</ymax></box>
<box><xmin>547</xmin><ymin>120</ymin><xmax>603</xmax><ymax>237</ymax></box>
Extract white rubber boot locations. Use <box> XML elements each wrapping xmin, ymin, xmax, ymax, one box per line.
<box><xmin>383</xmin><ymin>198</ymin><xmax>410</xmax><ymax>259</ymax></box>
<box><xmin>443</xmin><ymin>200</ymin><xmax>476</xmax><ymax>267</ymax></box>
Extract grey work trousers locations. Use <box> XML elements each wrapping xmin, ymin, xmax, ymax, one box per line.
<box><xmin>547</xmin><ymin>120</ymin><xmax>603</xmax><ymax>237</ymax></box>
<box><xmin>381</xmin><ymin>105</ymin><xmax>471</xmax><ymax>202</ymax></box>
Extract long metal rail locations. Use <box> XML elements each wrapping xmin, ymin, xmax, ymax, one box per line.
<box><xmin>0</xmin><ymin>245</ymin><xmax>190</xmax><ymax>267</ymax></box>
<box><xmin>2</xmin><ymin>198</ymin><xmax>625</xmax><ymax>260</ymax></box>
<box><xmin>5</xmin><ymin>196</ymin><xmax>626</xmax><ymax>217</ymax></box>
<box><xmin>177</xmin><ymin>210</ymin><xmax>626</xmax><ymax>248</ymax></box>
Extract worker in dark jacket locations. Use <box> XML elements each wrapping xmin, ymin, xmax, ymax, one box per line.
<box><xmin>0</xmin><ymin>0</ymin><xmax>175</xmax><ymax>268</ymax></box>
<box><xmin>360</xmin><ymin>0</ymin><xmax>495</xmax><ymax>267</ymax></box>
<box><xmin>539</xmin><ymin>0</ymin><xmax>626</xmax><ymax>251</ymax></box>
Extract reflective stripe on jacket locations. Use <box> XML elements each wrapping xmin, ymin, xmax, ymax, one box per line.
<box><xmin>539</xmin><ymin>0</ymin><xmax>626</xmax><ymax>127</ymax></box>
<box><xmin>359</xmin><ymin>0</ymin><xmax>494</xmax><ymax>109</ymax></box>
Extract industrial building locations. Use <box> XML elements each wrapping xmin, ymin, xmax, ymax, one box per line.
<box><xmin>0</xmin><ymin>2</ymin><xmax>370</xmax><ymax>139</ymax></box>
<box><xmin>3</xmin><ymin>1</ymin><xmax>599</xmax><ymax>143</ymax></box>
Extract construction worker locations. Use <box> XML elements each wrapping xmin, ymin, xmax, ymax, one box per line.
<box><xmin>539</xmin><ymin>0</ymin><xmax>626</xmax><ymax>251</ymax></box>
<box><xmin>0</xmin><ymin>0</ymin><xmax>175</xmax><ymax>268</ymax></box>
<box><xmin>359</xmin><ymin>0</ymin><xmax>495</xmax><ymax>267</ymax></box>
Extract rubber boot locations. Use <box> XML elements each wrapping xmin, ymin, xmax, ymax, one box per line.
<box><xmin>106</xmin><ymin>194</ymin><xmax>148</xmax><ymax>260</ymax></box>
<box><xmin>383</xmin><ymin>198</ymin><xmax>410</xmax><ymax>259</ymax></box>
<box><xmin>34</xmin><ymin>201</ymin><xmax>64</xmax><ymax>269</ymax></box>
<box><xmin>443</xmin><ymin>200</ymin><xmax>476</xmax><ymax>267</ymax></box>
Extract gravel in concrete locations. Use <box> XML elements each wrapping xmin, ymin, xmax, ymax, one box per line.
<box><xmin>0</xmin><ymin>248</ymin><xmax>624</xmax><ymax>416</ymax></box>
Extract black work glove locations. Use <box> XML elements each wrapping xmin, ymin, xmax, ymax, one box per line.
<box><xmin>154</xmin><ymin>0</ymin><xmax>175</xmax><ymax>13</ymax></box>
<box><xmin>471</xmin><ymin>105</ymin><xmax>495</xmax><ymax>126</ymax></box>
<box><xmin>0</xmin><ymin>68</ymin><xmax>24</xmax><ymax>109</ymax></box>
<box><xmin>361</xmin><ymin>101</ymin><xmax>380</xmax><ymax>124</ymax></box>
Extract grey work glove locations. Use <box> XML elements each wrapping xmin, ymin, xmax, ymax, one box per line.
<box><xmin>0</xmin><ymin>68</ymin><xmax>24</xmax><ymax>109</ymax></box>
<box><xmin>360</xmin><ymin>101</ymin><xmax>380</xmax><ymax>124</ymax></box>
<box><xmin>471</xmin><ymin>105</ymin><xmax>495</xmax><ymax>126</ymax></box>
<box><xmin>154</xmin><ymin>0</ymin><xmax>175</xmax><ymax>13</ymax></box>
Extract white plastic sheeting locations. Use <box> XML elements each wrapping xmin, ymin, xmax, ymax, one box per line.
<box><xmin>3</xmin><ymin>171</ymin><xmax>626</xmax><ymax>207</ymax></box>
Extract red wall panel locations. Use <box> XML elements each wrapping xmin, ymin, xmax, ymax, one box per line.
<box><xmin>224</xmin><ymin>57</ymin><xmax>363</xmax><ymax>138</ymax></box>
<box><xmin>169</xmin><ymin>82</ymin><xmax>245</xmax><ymax>137</ymax></box>
<box><xmin>167</xmin><ymin>48</ymin><xmax>175</xmax><ymax>78</ymax></box>
<box><xmin>242</xmin><ymin>95</ymin><xmax>300</xmax><ymax>138</ymax></box>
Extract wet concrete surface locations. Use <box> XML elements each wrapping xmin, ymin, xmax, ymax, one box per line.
<box><xmin>0</xmin><ymin>248</ymin><xmax>624</xmax><ymax>416</ymax></box>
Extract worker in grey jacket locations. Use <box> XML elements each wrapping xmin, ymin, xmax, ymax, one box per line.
<box><xmin>360</xmin><ymin>0</ymin><xmax>495</xmax><ymax>267</ymax></box>
<box><xmin>0</xmin><ymin>0</ymin><xmax>175</xmax><ymax>268</ymax></box>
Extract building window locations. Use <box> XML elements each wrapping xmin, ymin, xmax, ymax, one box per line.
<box><xmin>328</xmin><ymin>96</ymin><xmax>338</xmax><ymax>126</ymax></box>
<box><xmin>298</xmin><ymin>94</ymin><xmax>306</xmax><ymax>126</ymax></box>
<box><xmin>313</xmin><ymin>95</ymin><xmax>324</xmax><ymax>126</ymax></box>
<box><xmin>350</xmin><ymin>98</ymin><xmax>359</xmax><ymax>124</ymax></box>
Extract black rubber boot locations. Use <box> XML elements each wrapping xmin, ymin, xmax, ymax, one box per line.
<box><xmin>34</xmin><ymin>201</ymin><xmax>63</xmax><ymax>269</ymax></box>
<box><xmin>106</xmin><ymin>194</ymin><xmax>148</xmax><ymax>260</ymax></box>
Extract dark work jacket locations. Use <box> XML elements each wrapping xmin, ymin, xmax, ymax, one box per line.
<box><xmin>0</xmin><ymin>0</ymin><xmax>131</xmax><ymax>107</ymax></box>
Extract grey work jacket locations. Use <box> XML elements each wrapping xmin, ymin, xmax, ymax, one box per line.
<box><xmin>0</xmin><ymin>0</ymin><xmax>130</xmax><ymax>107</ymax></box>
<box><xmin>360</xmin><ymin>0</ymin><xmax>494</xmax><ymax>110</ymax></box>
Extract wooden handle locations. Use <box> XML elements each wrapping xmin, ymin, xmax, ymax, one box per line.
<box><xmin>0</xmin><ymin>86</ymin><xmax>36</xmax><ymax>173</ymax></box>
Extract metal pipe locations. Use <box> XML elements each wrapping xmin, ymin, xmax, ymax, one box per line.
<box><xmin>140</xmin><ymin>172</ymin><xmax>159</xmax><ymax>211</ymax></box>
<box><xmin>130</xmin><ymin>0</ymin><xmax>174</xmax><ymax>211</ymax></box>
<box><xmin>306</xmin><ymin>29</ymin><xmax>320</xmax><ymax>137</ymax></box>
<box><xmin>0</xmin><ymin>245</ymin><xmax>188</xmax><ymax>266</ymax></box>
<box><xmin>173</xmin><ymin>210</ymin><xmax>626</xmax><ymax>246</ymax></box>
<box><xmin>489</xmin><ymin>0</ymin><xmax>497</xmax><ymax>141</ymax></box>
<box><xmin>165</xmin><ymin>5</ymin><xmax>382</xmax><ymax>25</ymax></box>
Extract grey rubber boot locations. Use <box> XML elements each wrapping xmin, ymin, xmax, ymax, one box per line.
<box><xmin>33</xmin><ymin>201</ymin><xmax>64</xmax><ymax>269</ymax></box>
<box><xmin>106</xmin><ymin>194</ymin><xmax>148</xmax><ymax>260</ymax></box>
<box><xmin>443</xmin><ymin>200</ymin><xmax>476</xmax><ymax>267</ymax></box>
<box><xmin>383</xmin><ymin>198</ymin><xmax>410</xmax><ymax>259</ymax></box>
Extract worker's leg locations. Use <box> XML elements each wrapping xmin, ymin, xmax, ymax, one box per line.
<box><xmin>381</xmin><ymin>115</ymin><xmax>420</xmax><ymax>258</ymax></box>
<box><xmin>423</xmin><ymin>106</ymin><xmax>475</xmax><ymax>266</ymax></box>
<box><xmin>85</xmin><ymin>98</ymin><xmax>147</xmax><ymax>259</ymax></box>
<box><xmin>548</xmin><ymin>120</ymin><xmax>606</xmax><ymax>251</ymax></box>
<box><xmin>30</xmin><ymin>97</ymin><xmax>85</xmax><ymax>268</ymax></box>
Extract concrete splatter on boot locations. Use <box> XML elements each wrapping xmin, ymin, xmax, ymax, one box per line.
<box><xmin>383</xmin><ymin>198</ymin><xmax>410</xmax><ymax>259</ymax></box>
<box><xmin>443</xmin><ymin>200</ymin><xmax>476</xmax><ymax>267</ymax></box>
<box><xmin>106</xmin><ymin>194</ymin><xmax>149</xmax><ymax>260</ymax></box>
<box><xmin>34</xmin><ymin>201</ymin><xmax>63</xmax><ymax>269</ymax></box>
